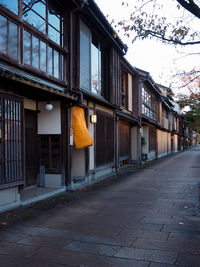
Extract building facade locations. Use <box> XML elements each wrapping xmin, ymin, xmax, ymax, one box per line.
<box><xmin>0</xmin><ymin>0</ymin><xmax>196</xmax><ymax>212</ymax></box>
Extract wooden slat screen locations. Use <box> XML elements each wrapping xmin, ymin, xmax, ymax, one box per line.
<box><xmin>118</xmin><ymin>120</ymin><xmax>130</xmax><ymax>158</ymax></box>
<box><xmin>39</xmin><ymin>135</ymin><xmax>61</xmax><ymax>173</ymax></box>
<box><xmin>96</xmin><ymin>110</ymin><xmax>114</xmax><ymax>167</ymax></box>
<box><xmin>0</xmin><ymin>94</ymin><xmax>24</xmax><ymax>187</ymax></box>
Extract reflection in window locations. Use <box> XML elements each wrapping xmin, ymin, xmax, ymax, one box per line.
<box><xmin>48</xmin><ymin>47</ymin><xmax>53</xmax><ymax>75</ymax></box>
<box><xmin>0</xmin><ymin>15</ymin><xmax>18</xmax><ymax>60</ymax></box>
<box><xmin>0</xmin><ymin>0</ymin><xmax>18</xmax><ymax>14</ymax></box>
<box><xmin>40</xmin><ymin>41</ymin><xmax>47</xmax><ymax>72</ymax></box>
<box><xmin>91</xmin><ymin>36</ymin><xmax>101</xmax><ymax>94</ymax></box>
<box><xmin>23</xmin><ymin>6</ymin><xmax>46</xmax><ymax>33</ymax></box>
<box><xmin>0</xmin><ymin>15</ymin><xmax>7</xmax><ymax>54</ymax></box>
<box><xmin>32</xmin><ymin>36</ymin><xmax>39</xmax><ymax>69</ymax></box>
<box><xmin>48</xmin><ymin>47</ymin><xmax>63</xmax><ymax>79</ymax></box>
<box><xmin>23</xmin><ymin>0</ymin><xmax>63</xmax><ymax>46</ymax></box>
<box><xmin>80</xmin><ymin>20</ymin><xmax>103</xmax><ymax>96</ymax></box>
<box><xmin>54</xmin><ymin>50</ymin><xmax>59</xmax><ymax>79</ymax></box>
<box><xmin>23</xmin><ymin>30</ymin><xmax>31</xmax><ymax>65</ymax></box>
<box><xmin>23</xmin><ymin>30</ymin><xmax>63</xmax><ymax>79</ymax></box>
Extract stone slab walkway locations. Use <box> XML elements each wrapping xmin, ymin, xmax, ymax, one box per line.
<box><xmin>0</xmin><ymin>147</ymin><xmax>200</xmax><ymax>266</ymax></box>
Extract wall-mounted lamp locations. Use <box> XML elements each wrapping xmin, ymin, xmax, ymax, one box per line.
<box><xmin>90</xmin><ymin>114</ymin><xmax>97</xmax><ymax>124</ymax></box>
<box><xmin>45</xmin><ymin>102</ymin><xmax>53</xmax><ymax>111</ymax></box>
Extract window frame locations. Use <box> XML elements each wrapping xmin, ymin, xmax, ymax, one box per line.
<box><xmin>0</xmin><ymin>0</ymin><xmax>66</xmax><ymax>83</ymax></box>
<box><xmin>142</xmin><ymin>85</ymin><xmax>157</xmax><ymax>120</ymax></box>
<box><xmin>80</xmin><ymin>19</ymin><xmax>108</xmax><ymax>98</ymax></box>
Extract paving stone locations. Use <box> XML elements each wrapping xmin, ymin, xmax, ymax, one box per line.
<box><xmin>189</xmin><ymin>240</ymin><xmax>200</xmax><ymax>250</ymax></box>
<box><xmin>118</xmin><ymin>229</ymin><xmax>169</xmax><ymax>241</ymax></box>
<box><xmin>0</xmin><ymin>241</ymin><xmax>38</xmax><ymax>258</ymax></box>
<box><xmin>122</xmin><ymin>222</ymin><xmax>163</xmax><ymax>231</ymax></box>
<box><xmin>63</xmin><ymin>240</ymin><xmax>120</xmax><ymax>256</ymax></box>
<box><xmin>80</xmin><ymin>254</ymin><xmax>149</xmax><ymax>267</ymax></box>
<box><xmin>114</xmin><ymin>247</ymin><xmax>178</xmax><ymax>264</ymax></box>
<box><xmin>132</xmin><ymin>238</ymin><xmax>189</xmax><ymax>252</ymax></box>
<box><xmin>83</xmin><ymin>234</ymin><xmax>135</xmax><ymax>246</ymax></box>
<box><xmin>17</xmin><ymin>236</ymin><xmax>72</xmax><ymax>249</ymax></box>
<box><xmin>39</xmin><ymin>228</ymin><xmax>87</xmax><ymax>240</ymax></box>
<box><xmin>0</xmin><ymin>231</ymin><xmax>28</xmax><ymax>242</ymax></box>
<box><xmin>53</xmin><ymin>250</ymin><xmax>89</xmax><ymax>266</ymax></box>
<box><xmin>8</xmin><ymin>225</ymin><xmax>48</xmax><ymax>235</ymax></box>
<box><xmin>149</xmin><ymin>263</ymin><xmax>182</xmax><ymax>267</ymax></box>
<box><xmin>176</xmin><ymin>252</ymin><xmax>200</xmax><ymax>267</ymax></box>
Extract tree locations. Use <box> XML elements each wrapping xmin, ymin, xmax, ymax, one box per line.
<box><xmin>111</xmin><ymin>0</ymin><xmax>200</xmax><ymax>90</ymax></box>
<box><xmin>116</xmin><ymin>0</ymin><xmax>200</xmax><ymax>46</ymax></box>
<box><xmin>177</xmin><ymin>93</ymin><xmax>200</xmax><ymax>132</ymax></box>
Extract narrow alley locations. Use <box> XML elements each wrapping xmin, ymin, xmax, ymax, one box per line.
<box><xmin>0</xmin><ymin>148</ymin><xmax>200</xmax><ymax>267</ymax></box>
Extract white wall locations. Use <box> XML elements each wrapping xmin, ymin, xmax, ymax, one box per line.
<box><xmin>38</xmin><ymin>101</ymin><xmax>61</xmax><ymax>134</ymax></box>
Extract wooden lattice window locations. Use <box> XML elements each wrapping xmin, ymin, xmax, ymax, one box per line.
<box><xmin>39</xmin><ymin>135</ymin><xmax>61</xmax><ymax>173</ymax></box>
<box><xmin>0</xmin><ymin>94</ymin><xmax>24</xmax><ymax>188</ymax></box>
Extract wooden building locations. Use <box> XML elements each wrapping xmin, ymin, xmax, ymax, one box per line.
<box><xmin>0</xmin><ymin>0</ymin><xmax>195</xmax><ymax>212</ymax></box>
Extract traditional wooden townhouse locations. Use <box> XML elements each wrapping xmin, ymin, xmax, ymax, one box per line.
<box><xmin>132</xmin><ymin>68</ymin><xmax>161</xmax><ymax>161</ymax></box>
<box><xmin>70</xmin><ymin>1</ymin><xmax>140</xmax><ymax>190</ymax></box>
<box><xmin>0</xmin><ymin>0</ymin><xmax>196</xmax><ymax>213</ymax></box>
<box><xmin>0</xmin><ymin>0</ymin><xmax>142</xmax><ymax>212</ymax></box>
<box><xmin>156</xmin><ymin>84</ymin><xmax>180</xmax><ymax>157</ymax></box>
<box><xmin>0</xmin><ymin>0</ymin><xmax>89</xmax><ymax>212</ymax></box>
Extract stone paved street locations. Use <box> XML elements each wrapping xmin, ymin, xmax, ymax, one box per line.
<box><xmin>0</xmin><ymin>147</ymin><xmax>200</xmax><ymax>266</ymax></box>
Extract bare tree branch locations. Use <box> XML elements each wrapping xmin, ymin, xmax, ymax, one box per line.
<box><xmin>176</xmin><ymin>0</ymin><xmax>200</xmax><ymax>19</ymax></box>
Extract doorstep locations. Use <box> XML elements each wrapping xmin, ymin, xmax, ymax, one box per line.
<box><xmin>21</xmin><ymin>186</ymin><xmax>66</xmax><ymax>206</ymax></box>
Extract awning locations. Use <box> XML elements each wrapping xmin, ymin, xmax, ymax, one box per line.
<box><xmin>72</xmin><ymin>106</ymin><xmax>94</xmax><ymax>149</ymax></box>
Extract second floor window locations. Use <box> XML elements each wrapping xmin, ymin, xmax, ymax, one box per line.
<box><xmin>0</xmin><ymin>0</ymin><xmax>65</xmax><ymax>81</ymax></box>
<box><xmin>80</xmin><ymin>20</ymin><xmax>107</xmax><ymax>97</ymax></box>
<box><xmin>0</xmin><ymin>15</ymin><xmax>18</xmax><ymax>60</ymax></box>
<box><xmin>142</xmin><ymin>86</ymin><xmax>157</xmax><ymax>120</ymax></box>
<box><xmin>23</xmin><ymin>0</ymin><xmax>63</xmax><ymax>46</ymax></box>
<box><xmin>120</xmin><ymin>70</ymin><xmax>128</xmax><ymax>109</ymax></box>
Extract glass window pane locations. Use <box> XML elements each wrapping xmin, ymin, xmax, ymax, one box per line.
<box><xmin>48</xmin><ymin>25</ymin><xmax>60</xmax><ymax>45</ymax></box>
<box><xmin>32</xmin><ymin>36</ymin><xmax>39</xmax><ymax>69</ymax></box>
<box><xmin>0</xmin><ymin>0</ymin><xmax>18</xmax><ymax>14</ymax></box>
<box><xmin>23</xmin><ymin>30</ymin><xmax>31</xmax><ymax>65</ymax></box>
<box><xmin>48</xmin><ymin>9</ymin><xmax>60</xmax><ymax>31</ymax></box>
<box><xmin>48</xmin><ymin>47</ymin><xmax>53</xmax><ymax>76</ymax></box>
<box><xmin>8</xmin><ymin>21</ymin><xmax>18</xmax><ymax>59</ymax></box>
<box><xmin>40</xmin><ymin>40</ymin><xmax>46</xmax><ymax>72</ymax></box>
<box><xmin>54</xmin><ymin>50</ymin><xmax>59</xmax><ymax>78</ymax></box>
<box><xmin>0</xmin><ymin>15</ymin><xmax>7</xmax><ymax>54</ymax></box>
<box><xmin>23</xmin><ymin>6</ymin><xmax>46</xmax><ymax>34</ymax></box>
<box><xmin>27</xmin><ymin>0</ymin><xmax>46</xmax><ymax>19</ymax></box>
<box><xmin>60</xmin><ymin>54</ymin><xmax>64</xmax><ymax>80</ymax></box>
<box><xmin>80</xmin><ymin>20</ymin><xmax>90</xmax><ymax>90</ymax></box>
<box><xmin>91</xmin><ymin>42</ymin><xmax>99</xmax><ymax>94</ymax></box>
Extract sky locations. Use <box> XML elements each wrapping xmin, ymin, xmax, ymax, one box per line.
<box><xmin>94</xmin><ymin>0</ymin><xmax>200</xmax><ymax>96</ymax></box>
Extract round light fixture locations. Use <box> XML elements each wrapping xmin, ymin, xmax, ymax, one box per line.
<box><xmin>45</xmin><ymin>103</ymin><xmax>53</xmax><ymax>111</ymax></box>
